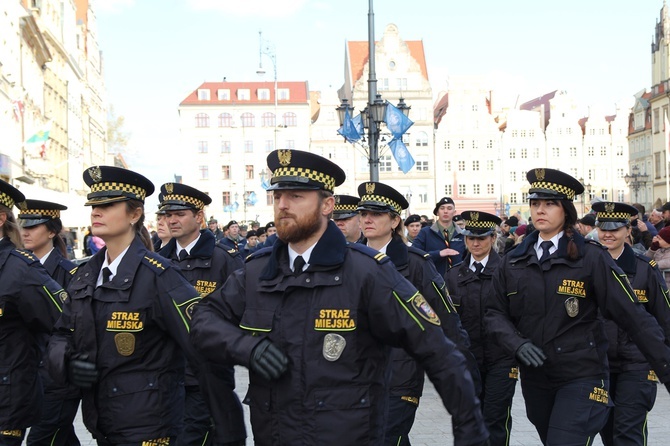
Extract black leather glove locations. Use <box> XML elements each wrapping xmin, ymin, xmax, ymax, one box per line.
<box><xmin>68</xmin><ymin>354</ymin><xmax>98</xmax><ymax>388</ymax></box>
<box><xmin>250</xmin><ymin>339</ymin><xmax>288</xmax><ymax>381</ymax></box>
<box><xmin>515</xmin><ymin>342</ymin><xmax>546</xmax><ymax>367</ymax></box>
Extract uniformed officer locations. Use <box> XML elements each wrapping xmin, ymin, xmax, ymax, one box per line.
<box><xmin>153</xmin><ymin>195</ymin><xmax>171</xmax><ymax>251</ymax></box>
<box><xmin>157</xmin><ymin>182</ymin><xmax>245</xmax><ymax>446</ymax></box>
<box><xmin>593</xmin><ymin>202</ymin><xmax>670</xmax><ymax>446</ymax></box>
<box><xmin>190</xmin><ymin>149</ymin><xmax>488</xmax><ymax>446</ymax></box>
<box><xmin>404</xmin><ymin>214</ymin><xmax>422</xmax><ymax>245</ymax></box>
<box><xmin>46</xmin><ymin>166</ymin><xmax>207</xmax><ymax>446</ymax></box>
<box><xmin>412</xmin><ymin>197</ymin><xmax>465</xmax><ymax>275</ymax></box>
<box><xmin>485</xmin><ymin>168</ymin><xmax>670</xmax><ymax>445</ymax></box>
<box><xmin>0</xmin><ymin>181</ymin><xmax>64</xmax><ymax>446</ymax></box>
<box><xmin>445</xmin><ymin>211</ymin><xmax>518</xmax><ymax>446</ymax></box>
<box><xmin>220</xmin><ymin>220</ymin><xmax>246</xmax><ymax>251</ymax></box>
<box><xmin>356</xmin><ymin>182</ymin><xmax>475</xmax><ymax>446</ymax></box>
<box><xmin>18</xmin><ymin>200</ymin><xmax>80</xmax><ymax>446</ymax></box>
<box><xmin>333</xmin><ymin>194</ymin><xmax>364</xmax><ymax>244</ymax></box>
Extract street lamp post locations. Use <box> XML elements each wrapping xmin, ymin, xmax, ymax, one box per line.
<box><xmin>335</xmin><ymin>0</ymin><xmax>411</xmax><ymax>182</ymax></box>
<box><xmin>256</xmin><ymin>31</ymin><xmax>278</xmax><ymax>151</ymax></box>
<box><xmin>624</xmin><ymin>165</ymin><xmax>650</xmax><ymax>204</ymax></box>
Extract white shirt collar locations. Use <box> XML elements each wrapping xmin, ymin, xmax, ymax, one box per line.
<box><xmin>535</xmin><ymin>231</ymin><xmax>563</xmax><ymax>259</ymax></box>
<box><xmin>176</xmin><ymin>233</ymin><xmax>201</xmax><ymax>255</ymax></box>
<box><xmin>469</xmin><ymin>254</ymin><xmax>489</xmax><ymax>272</ymax></box>
<box><xmin>367</xmin><ymin>238</ymin><xmax>393</xmax><ymax>254</ymax></box>
<box><xmin>39</xmin><ymin>248</ymin><xmax>55</xmax><ymax>265</ymax></box>
<box><xmin>97</xmin><ymin>244</ymin><xmax>131</xmax><ymax>286</ymax></box>
<box><xmin>288</xmin><ymin>242</ymin><xmax>317</xmax><ymax>272</ymax></box>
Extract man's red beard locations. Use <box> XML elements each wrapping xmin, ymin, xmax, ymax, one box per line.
<box><xmin>276</xmin><ymin>207</ymin><xmax>323</xmax><ymax>244</ymax></box>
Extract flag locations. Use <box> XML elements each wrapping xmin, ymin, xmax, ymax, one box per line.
<box><xmin>246</xmin><ymin>191</ymin><xmax>258</xmax><ymax>206</ymax></box>
<box><xmin>337</xmin><ymin>108</ymin><xmax>361</xmax><ymax>143</ymax></box>
<box><xmin>232</xmin><ymin>201</ymin><xmax>239</xmax><ymax>211</ymax></box>
<box><xmin>388</xmin><ymin>138</ymin><xmax>415</xmax><ymax>174</ymax></box>
<box><xmin>665</xmin><ymin>110</ymin><xmax>670</xmax><ymax>159</ymax></box>
<box><xmin>11</xmin><ymin>100</ymin><xmax>24</xmax><ymax>122</ymax></box>
<box><xmin>25</xmin><ymin>122</ymin><xmax>51</xmax><ymax>158</ymax></box>
<box><xmin>385</xmin><ymin>103</ymin><xmax>413</xmax><ymax>138</ymax></box>
<box><xmin>351</xmin><ymin>113</ymin><xmax>363</xmax><ymax>136</ymax></box>
<box><xmin>261</xmin><ymin>177</ymin><xmax>270</xmax><ymax>190</ymax></box>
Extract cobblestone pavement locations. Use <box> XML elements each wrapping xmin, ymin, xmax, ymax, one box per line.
<box><xmin>34</xmin><ymin>366</ymin><xmax>670</xmax><ymax>445</ymax></box>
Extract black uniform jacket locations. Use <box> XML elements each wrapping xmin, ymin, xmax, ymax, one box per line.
<box><xmin>191</xmin><ymin>222</ymin><xmax>488</xmax><ymax>446</ymax></box>
<box><xmin>381</xmin><ymin>236</ymin><xmax>474</xmax><ymax>398</ymax></box>
<box><xmin>0</xmin><ymin>238</ymin><xmax>64</xmax><ymax>429</ymax></box>
<box><xmin>447</xmin><ymin>251</ymin><xmax>516</xmax><ymax>371</ymax></box>
<box><xmin>159</xmin><ymin>229</ymin><xmax>246</xmax><ymax>443</ymax></box>
<box><xmin>47</xmin><ymin>236</ymin><xmax>203</xmax><ymax>444</ymax></box>
<box><xmin>486</xmin><ymin>230</ymin><xmax>670</xmax><ymax>385</ymax></box>
<box><xmin>604</xmin><ymin>244</ymin><xmax>670</xmax><ymax>373</ymax></box>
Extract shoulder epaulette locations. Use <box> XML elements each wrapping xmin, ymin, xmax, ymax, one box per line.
<box><xmin>408</xmin><ymin>245</ymin><xmax>430</xmax><ymax>260</ymax></box>
<box><xmin>347</xmin><ymin>243</ymin><xmax>390</xmax><ymax>264</ymax></box>
<box><xmin>10</xmin><ymin>249</ymin><xmax>39</xmax><ymax>265</ymax></box>
<box><xmin>142</xmin><ymin>252</ymin><xmax>168</xmax><ymax>274</ymax></box>
<box><xmin>634</xmin><ymin>252</ymin><xmax>659</xmax><ymax>269</ymax></box>
<box><xmin>451</xmin><ymin>260</ymin><xmax>465</xmax><ymax>268</ymax></box>
<box><xmin>245</xmin><ymin>247</ymin><xmax>272</xmax><ymax>263</ymax></box>
<box><xmin>585</xmin><ymin>239</ymin><xmax>606</xmax><ymax>249</ymax></box>
<box><xmin>214</xmin><ymin>243</ymin><xmax>241</xmax><ymax>257</ymax></box>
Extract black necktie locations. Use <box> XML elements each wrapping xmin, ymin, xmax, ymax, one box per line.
<box><xmin>102</xmin><ymin>267</ymin><xmax>112</xmax><ymax>283</ymax></box>
<box><xmin>293</xmin><ymin>255</ymin><xmax>306</xmax><ymax>276</ymax></box>
<box><xmin>540</xmin><ymin>241</ymin><xmax>553</xmax><ymax>263</ymax></box>
<box><xmin>179</xmin><ymin>249</ymin><xmax>188</xmax><ymax>261</ymax></box>
<box><xmin>473</xmin><ymin>262</ymin><xmax>483</xmax><ymax>275</ymax></box>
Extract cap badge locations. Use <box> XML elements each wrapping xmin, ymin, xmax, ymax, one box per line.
<box><xmin>334</xmin><ymin>196</ymin><xmax>340</xmax><ymax>204</ymax></box>
<box><xmin>88</xmin><ymin>166</ymin><xmax>103</xmax><ymax>183</ymax></box>
<box><xmin>365</xmin><ymin>182</ymin><xmax>375</xmax><ymax>194</ymax></box>
<box><xmin>16</xmin><ymin>201</ymin><xmax>27</xmax><ymax>211</ymax></box>
<box><xmin>471</xmin><ymin>212</ymin><xmax>479</xmax><ymax>221</ymax></box>
<box><xmin>604</xmin><ymin>202</ymin><xmax>615</xmax><ymax>213</ymax></box>
<box><xmin>278</xmin><ymin>149</ymin><xmax>292</xmax><ymax>166</ymax></box>
<box><xmin>165</xmin><ymin>183</ymin><xmax>174</xmax><ymax>194</ymax></box>
<box><xmin>535</xmin><ymin>168</ymin><xmax>545</xmax><ymax>181</ymax></box>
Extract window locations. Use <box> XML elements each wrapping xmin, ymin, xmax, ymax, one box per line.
<box><xmin>600</xmin><ymin>146</ymin><xmax>607</xmax><ymax>156</ymax></box>
<box><xmin>220</xmin><ymin>140</ymin><xmax>231</xmax><ymax>153</ymax></box>
<box><xmin>378</xmin><ymin>78</ymin><xmax>389</xmax><ymax>91</ymax></box>
<box><xmin>473</xmin><ymin>184</ymin><xmax>480</xmax><ymax>194</ymax></box>
<box><xmin>265</xmin><ymin>140</ymin><xmax>274</xmax><ymax>152</ymax></box>
<box><xmin>509</xmin><ymin>148</ymin><xmax>516</xmax><ymax>159</ymax></box>
<box><xmin>199</xmin><ymin>165</ymin><xmax>209</xmax><ymax>180</ymax></box>
<box><xmin>472</xmin><ymin>160</ymin><xmax>480</xmax><ymax>171</ymax></box>
<box><xmin>195</xmin><ymin>113</ymin><xmax>209</xmax><ymax>128</ymax></box>
<box><xmin>616</xmin><ymin>145</ymin><xmax>624</xmax><ymax>156</ymax></box>
<box><xmin>266</xmin><ymin>191</ymin><xmax>274</xmax><ymax>206</ymax></box>
<box><xmin>510</xmin><ymin>192</ymin><xmax>518</xmax><ymax>203</ymax></box>
<box><xmin>445</xmin><ymin>141</ymin><xmax>451</xmax><ymax>150</ymax></box>
<box><xmin>197</xmin><ymin>89</ymin><xmax>210</xmax><ymax>100</ymax></box>
<box><xmin>616</xmin><ymin>168</ymin><xmax>624</xmax><ymax>179</ymax></box>
<box><xmin>197</xmin><ymin>141</ymin><xmax>208</xmax><ymax>153</ymax></box>
<box><xmin>458</xmin><ymin>161</ymin><xmax>465</xmax><ymax>171</ymax></box>
<box><xmin>283</xmin><ymin>112</ymin><xmax>297</xmax><ymax>127</ymax></box>
<box><xmin>533</xmin><ymin>148</ymin><xmax>540</xmax><ymax>158</ymax></box>
<box><xmin>521</xmin><ymin>148</ymin><xmax>528</xmax><ymax>159</ymax></box>
<box><xmin>244</xmin><ymin>140</ymin><xmax>253</xmax><ymax>153</ymax></box>
<box><xmin>278</xmin><ymin>88</ymin><xmax>290</xmax><ymax>100</ymax></box>
<box><xmin>600</xmin><ymin>189</ymin><xmax>608</xmax><ymax>200</ymax></box>
<box><xmin>510</xmin><ymin>171</ymin><xmax>517</xmax><ymax>182</ymax></box>
<box><xmin>415</xmin><ymin>131</ymin><xmax>429</xmax><ymax>146</ymax></box>
<box><xmin>521</xmin><ymin>192</ymin><xmax>528</xmax><ymax>201</ymax></box>
<box><xmin>472</xmin><ymin>140</ymin><xmax>477</xmax><ymax>150</ymax></box>
<box><xmin>472</xmin><ymin>105</ymin><xmax>478</xmax><ymax>112</ymax></box>
<box><xmin>458</xmin><ymin>184</ymin><xmax>466</xmax><ymax>195</ymax></box>
<box><xmin>587</xmin><ymin>147</ymin><xmax>594</xmax><ymax>157</ymax></box>
<box><xmin>654</xmin><ymin>109</ymin><xmax>660</xmax><ymax>133</ymax></box>
<box><xmin>237</xmin><ymin>89</ymin><xmax>250</xmax><ymax>100</ymax></box>
<box><xmin>444</xmin><ymin>184</ymin><xmax>452</xmax><ymax>195</ymax></box>
<box><xmin>511</xmin><ymin>130</ymin><xmax>518</xmax><ymax>137</ymax></box>
<box><xmin>218</xmin><ymin>113</ymin><xmax>232</xmax><ymax>127</ymax></box>
<box><xmin>617</xmin><ymin>190</ymin><xmax>625</xmax><ymax>202</ymax></box>
<box><xmin>246</xmin><ymin>165</ymin><xmax>254</xmax><ymax>180</ymax></box>
<box><xmin>487</xmin><ymin>160</ymin><xmax>494</xmax><ymax>170</ymax></box>
<box><xmin>416</xmin><ymin>157</ymin><xmax>429</xmax><ymax>171</ymax></box>
<box><xmin>487</xmin><ymin>184</ymin><xmax>494</xmax><ymax>194</ymax></box>
<box><xmin>487</xmin><ymin>140</ymin><xmax>493</xmax><ymax>149</ymax></box>
<box><xmin>458</xmin><ymin>140</ymin><xmax>465</xmax><ymax>150</ymax></box>
<box><xmin>258</xmin><ymin>88</ymin><xmax>270</xmax><ymax>100</ymax></box>
<box><xmin>552</xmin><ymin>147</ymin><xmax>559</xmax><ymax>157</ymax></box>
<box><xmin>221</xmin><ymin>165</ymin><xmax>230</xmax><ymax>179</ymax></box>
<box><xmin>217</xmin><ymin>89</ymin><xmax>230</xmax><ymax>100</ymax></box>
<box><xmin>570</xmin><ymin>147</ymin><xmax>577</xmax><ymax>157</ymax></box>
<box><xmin>588</xmin><ymin>169</ymin><xmax>595</xmax><ymax>181</ymax></box>
<box><xmin>222</xmin><ymin>191</ymin><xmax>230</xmax><ymax>206</ymax></box>
<box><xmin>285</xmin><ymin>140</ymin><xmax>295</xmax><ymax>150</ymax></box>
<box><xmin>262</xmin><ymin>112</ymin><xmax>276</xmax><ymax>127</ymax></box>
<box><xmin>241</xmin><ymin>113</ymin><xmax>255</xmax><ymax>127</ymax></box>
<box><xmin>396</xmin><ymin>78</ymin><xmax>407</xmax><ymax>90</ymax></box>
<box><xmin>380</xmin><ymin>155</ymin><xmax>393</xmax><ymax>172</ymax></box>
<box><xmin>529</xmin><ymin>130</ymin><xmax>535</xmax><ymax>137</ymax></box>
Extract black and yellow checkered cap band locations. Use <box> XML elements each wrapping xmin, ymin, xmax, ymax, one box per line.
<box><xmin>529</xmin><ymin>181</ymin><xmax>576</xmax><ymax>200</ymax></box>
<box><xmin>334</xmin><ymin>204</ymin><xmax>358</xmax><ymax>212</ymax></box>
<box><xmin>18</xmin><ymin>209</ymin><xmax>60</xmax><ymax>219</ymax></box>
<box><xmin>358</xmin><ymin>194</ymin><xmax>402</xmax><ymax>214</ymax></box>
<box><xmin>161</xmin><ymin>194</ymin><xmax>206</xmax><ymax>210</ymax></box>
<box><xmin>272</xmin><ymin>167</ymin><xmax>336</xmax><ymax>192</ymax></box>
<box><xmin>465</xmin><ymin>220</ymin><xmax>497</xmax><ymax>230</ymax></box>
<box><xmin>0</xmin><ymin>192</ymin><xmax>15</xmax><ymax>209</ymax></box>
<box><xmin>596</xmin><ymin>212</ymin><xmax>631</xmax><ymax>222</ymax></box>
<box><xmin>88</xmin><ymin>182</ymin><xmax>147</xmax><ymax>202</ymax></box>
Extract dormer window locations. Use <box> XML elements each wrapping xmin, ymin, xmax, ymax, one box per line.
<box><xmin>197</xmin><ymin>89</ymin><xmax>210</xmax><ymax>101</ymax></box>
<box><xmin>237</xmin><ymin>89</ymin><xmax>250</xmax><ymax>100</ymax></box>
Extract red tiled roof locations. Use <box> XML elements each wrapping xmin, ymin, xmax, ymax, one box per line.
<box><xmin>179</xmin><ymin>81</ymin><xmax>309</xmax><ymax>106</ymax></box>
<box><xmin>347</xmin><ymin>40</ymin><xmax>428</xmax><ymax>84</ymax></box>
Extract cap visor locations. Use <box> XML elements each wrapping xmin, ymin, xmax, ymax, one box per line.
<box><xmin>18</xmin><ymin>218</ymin><xmax>50</xmax><ymax>228</ymax></box>
<box><xmin>462</xmin><ymin>229</ymin><xmax>494</xmax><ymax>237</ymax></box>
<box><xmin>596</xmin><ymin>221</ymin><xmax>627</xmax><ymax>230</ymax></box>
<box><xmin>333</xmin><ymin>211</ymin><xmax>359</xmax><ymax>220</ymax></box>
<box><xmin>85</xmin><ymin>196</ymin><xmax>131</xmax><ymax>206</ymax></box>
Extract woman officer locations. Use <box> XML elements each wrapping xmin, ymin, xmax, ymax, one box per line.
<box><xmin>445</xmin><ymin>211</ymin><xmax>518</xmax><ymax>446</ymax></box>
<box><xmin>592</xmin><ymin>202</ymin><xmax>670</xmax><ymax>446</ymax></box>
<box><xmin>0</xmin><ymin>181</ymin><xmax>64</xmax><ymax>446</ymax></box>
<box><xmin>485</xmin><ymin>168</ymin><xmax>670</xmax><ymax>445</ymax></box>
<box><xmin>356</xmin><ymin>181</ymin><xmax>476</xmax><ymax>446</ymax></box>
<box><xmin>47</xmin><ymin>166</ymin><xmax>206</xmax><ymax>446</ymax></box>
<box><xmin>18</xmin><ymin>200</ymin><xmax>80</xmax><ymax>446</ymax></box>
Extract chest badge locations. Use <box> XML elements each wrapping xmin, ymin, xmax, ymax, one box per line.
<box><xmin>322</xmin><ymin>333</ymin><xmax>346</xmax><ymax>362</ymax></box>
<box><xmin>564</xmin><ymin>297</ymin><xmax>579</xmax><ymax>317</ymax></box>
<box><xmin>114</xmin><ymin>332</ymin><xmax>136</xmax><ymax>356</ymax></box>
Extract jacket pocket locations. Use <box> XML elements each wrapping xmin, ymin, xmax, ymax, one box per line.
<box><xmin>239</xmin><ymin>308</ymin><xmax>275</xmax><ymax>335</ymax></box>
<box><xmin>311</xmin><ymin>386</ymin><xmax>371</xmax><ymax>444</ymax></box>
<box><xmin>99</xmin><ymin>372</ymin><xmax>161</xmax><ymax>432</ymax></box>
